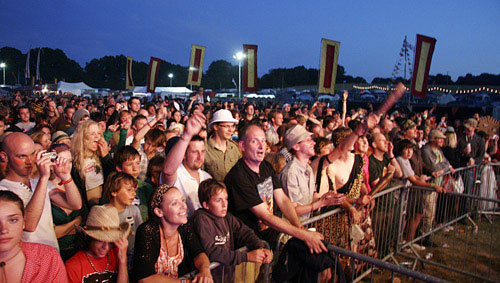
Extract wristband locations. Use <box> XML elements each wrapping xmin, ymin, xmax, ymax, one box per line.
<box><xmin>147</xmin><ymin>122</ymin><xmax>155</xmax><ymax>128</ymax></box>
<box><xmin>59</xmin><ymin>178</ymin><xmax>73</xmax><ymax>186</ymax></box>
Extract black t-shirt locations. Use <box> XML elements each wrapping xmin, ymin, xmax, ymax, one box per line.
<box><xmin>368</xmin><ymin>154</ymin><xmax>391</xmax><ymax>184</ymax></box>
<box><xmin>224</xmin><ymin>158</ymin><xmax>281</xmax><ymax>246</ymax></box>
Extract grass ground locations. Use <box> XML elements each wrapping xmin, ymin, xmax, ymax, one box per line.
<box><xmin>368</xmin><ymin>215</ymin><xmax>499</xmax><ymax>282</ymax></box>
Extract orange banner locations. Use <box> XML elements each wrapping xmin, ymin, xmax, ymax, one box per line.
<box><xmin>318</xmin><ymin>38</ymin><xmax>340</xmax><ymax>94</ymax></box>
<box><xmin>187</xmin><ymin>44</ymin><xmax>206</xmax><ymax>86</ymax></box>
<box><xmin>125</xmin><ymin>56</ymin><xmax>134</xmax><ymax>90</ymax></box>
<box><xmin>146</xmin><ymin>57</ymin><xmax>161</xmax><ymax>93</ymax></box>
<box><xmin>243</xmin><ymin>44</ymin><xmax>258</xmax><ymax>92</ymax></box>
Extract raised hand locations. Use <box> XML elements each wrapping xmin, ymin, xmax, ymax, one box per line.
<box><xmin>114</xmin><ymin>235</ymin><xmax>129</xmax><ymax>266</ymax></box>
<box><xmin>54</xmin><ymin>156</ymin><xmax>72</xmax><ymax>181</ymax></box>
<box><xmin>184</xmin><ymin>112</ymin><xmax>206</xmax><ymax>138</ymax></box>
<box><xmin>97</xmin><ymin>139</ymin><xmax>110</xmax><ymax>157</ymax></box>
<box><xmin>108</xmin><ymin>121</ymin><xmax>120</xmax><ymax>132</ymax></box>
<box><xmin>36</xmin><ymin>150</ymin><xmax>52</xmax><ymax>179</ymax></box>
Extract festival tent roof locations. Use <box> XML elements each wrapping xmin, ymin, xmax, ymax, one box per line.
<box><xmin>318</xmin><ymin>94</ymin><xmax>340</xmax><ymax>101</ymax></box>
<box><xmin>57</xmin><ymin>82</ymin><xmax>96</xmax><ymax>96</ymax></box>
<box><xmin>133</xmin><ymin>86</ymin><xmax>193</xmax><ymax>98</ymax></box>
<box><xmin>438</xmin><ymin>93</ymin><xmax>456</xmax><ymax>105</ymax></box>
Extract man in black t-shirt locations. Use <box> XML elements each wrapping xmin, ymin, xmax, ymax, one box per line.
<box><xmin>369</xmin><ymin>133</ymin><xmax>402</xmax><ymax>187</ymax></box>
<box><xmin>225</xmin><ymin>125</ymin><xmax>326</xmax><ymax>253</ymax></box>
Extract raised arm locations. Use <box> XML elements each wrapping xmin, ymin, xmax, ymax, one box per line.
<box><xmin>49</xmin><ymin>156</ymin><xmax>82</xmax><ymax>210</ymax></box>
<box><xmin>160</xmin><ymin>112</ymin><xmax>206</xmax><ymax>186</ymax></box>
<box><xmin>24</xmin><ymin>151</ymin><xmax>52</xmax><ymax>232</ymax></box>
<box><xmin>132</xmin><ymin>107</ymin><xmax>166</xmax><ymax>150</ymax></box>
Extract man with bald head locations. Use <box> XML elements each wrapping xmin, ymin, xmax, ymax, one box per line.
<box><xmin>369</xmin><ymin>132</ymin><xmax>403</xmax><ymax>188</ymax></box>
<box><xmin>0</xmin><ymin>132</ymin><xmax>82</xmax><ymax>250</ymax></box>
<box><xmin>225</xmin><ymin>124</ymin><xmax>327</xmax><ymax>254</ymax></box>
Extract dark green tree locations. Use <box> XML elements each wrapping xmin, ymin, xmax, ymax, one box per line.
<box><xmin>202</xmin><ymin>60</ymin><xmax>238</xmax><ymax>90</ymax></box>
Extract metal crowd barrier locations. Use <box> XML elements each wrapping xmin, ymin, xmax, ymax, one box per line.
<box><xmin>183</xmin><ymin>164</ymin><xmax>499</xmax><ymax>282</ymax></box>
<box><xmin>397</xmin><ymin>164</ymin><xmax>500</xmax><ymax>282</ymax></box>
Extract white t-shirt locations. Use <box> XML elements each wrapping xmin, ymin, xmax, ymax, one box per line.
<box><xmin>0</xmin><ymin>178</ymin><xmax>59</xmax><ymax>250</ymax></box>
<box><xmin>396</xmin><ymin>157</ymin><xmax>415</xmax><ymax>186</ymax></box>
<box><xmin>118</xmin><ymin>205</ymin><xmax>143</xmax><ymax>270</ymax></box>
<box><xmin>15</xmin><ymin>121</ymin><xmax>36</xmax><ymax>133</ymax></box>
<box><xmin>161</xmin><ymin>163</ymin><xmax>211</xmax><ymax>217</ymax></box>
<box><xmin>83</xmin><ymin>157</ymin><xmax>104</xmax><ymax>191</ymax></box>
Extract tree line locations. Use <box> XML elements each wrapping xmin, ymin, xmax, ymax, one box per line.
<box><xmin>1</xmin><ymin>46</ymin><xmax>499</xmax><ymax>90</ymax></box>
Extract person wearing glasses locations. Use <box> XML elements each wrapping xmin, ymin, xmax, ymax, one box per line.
<box><xmin>204</xmin><ymin>109</ymin><xmax>242</xmax><ymax>182</ymax></box>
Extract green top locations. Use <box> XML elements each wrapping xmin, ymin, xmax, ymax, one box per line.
<box><xmin>51</xmin><ymin>205</ymin><xmax>81</xmax><ymax>260</ymax></box>
<box><xmin>204</xmin><ymin>138</ymin><xmax>242</xmax><ymax>181</ymax></box>
<box><xmin>136</xmin><ymin>179</ymin><xmax>154</xmax><ymax>221</ymax></box>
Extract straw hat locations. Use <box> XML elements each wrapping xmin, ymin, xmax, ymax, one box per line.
<box><xmin>75</xmin><ymin>205</ymin><xmax>130</xmax><ymax>242</ymax></box>
<box><xmin>52</xmin><ymin>131</ymin><xmax>71</xmax><ymax>144</ymax></box>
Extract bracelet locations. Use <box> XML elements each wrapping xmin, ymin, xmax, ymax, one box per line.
<box><xmin>58</xmin><ymin>178</ymin><xmax>73</xmax><ymax>186</ymax></box>
<box><xmin>147</xmin><ymin>122</ymin><xmax>155</xmax><ymax>128</ymax></box>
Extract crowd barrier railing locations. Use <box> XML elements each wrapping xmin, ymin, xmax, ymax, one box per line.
<box><xmin>183</xmin><ymin>164</ymin><xmax>499</xmax><ymax>282</ymax></box>
<box><xmin>396</xmin><ymin>163</ymin><xmax>500</xmax><ymax>282</ymax></box>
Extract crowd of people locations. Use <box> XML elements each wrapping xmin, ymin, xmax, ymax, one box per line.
<box><xmin>0</xmin><ymin>84</ymin><xmax>497</xmax><ymax>282</ymax></box>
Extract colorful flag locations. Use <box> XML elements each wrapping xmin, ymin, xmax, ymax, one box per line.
<box><xmin>125</xmin><ymin>56</ymin><xmax>134</xmax><ymax>90</ymax></box>
<box><xmin>146</xmin><ymin>57</ymin><xmax>162</xmax><ymax>93</ymax></box>
<box><xmin>411</xmin><ymin>34</ymin><xmax>437</xmax><ymax>98</ymax></box>
<box><xmin>243</xmin><ymin>44</ymin><xmax>258</xmax><ymax>92</ymax></box>
<box><xmin>35</xmin><ymin>48</ymin><xmax>41</xmax><ymax>81</ymax></box>
<box><xmin>187</xmin><ymin>44</ymin><xmax>206</xmax><ymax>86</ymax></box>
<box><xmin>318</xmin><ymin>38</ymin><xmax>340</xmax><ymax>94</ymax></box>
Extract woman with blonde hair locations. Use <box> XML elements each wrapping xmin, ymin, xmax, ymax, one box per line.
<box><xmin>71</xmin><ymin>120</ymin><xmax>115</xmax><ymax>209</ymax></box>
<box><xmin>30</xmin><ymin>130</ymin><xmax>52</xmax><ymax>150</ymax></box>
<box><xmin>442</xmin><ymin>127</ymin><xmax>460</xmax><ymax>168</ymax></box>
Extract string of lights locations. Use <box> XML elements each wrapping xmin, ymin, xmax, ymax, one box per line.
<box><xmin>352</xmin><ymin>85</ymin><xmax>499</xmax><ymax>94</ymax></box>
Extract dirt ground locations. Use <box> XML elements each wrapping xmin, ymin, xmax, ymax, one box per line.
<box><xmin>362</xmin><ymin>215</ymin><xmax>499</xmax><ymax>282</ymax></box>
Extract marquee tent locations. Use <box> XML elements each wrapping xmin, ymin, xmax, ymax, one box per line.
<box><xmin>437</xmin><ymin>93</ymin><xmax>456</xmax><ymax>105</ymax></box>
<box><xmin>57</xmin><ymin>82</ymin><xmax>96</xmax><ymax>96</ymax></box>
<box><xmin>133</xmin><ymin>86</ymin><xmax>193</xmax><ymax>99</ymax></box>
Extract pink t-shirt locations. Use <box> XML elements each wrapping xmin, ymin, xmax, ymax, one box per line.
<box><xmin>21</xmin><ymin>242</ymin><xmax>68</xmax><ymax>282</ymax></box>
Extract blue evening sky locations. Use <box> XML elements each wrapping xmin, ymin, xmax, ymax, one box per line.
<box><xmin>1</xmin><ymin>0</ymin><xmax>498</xmax><ymax>82</ymax></box>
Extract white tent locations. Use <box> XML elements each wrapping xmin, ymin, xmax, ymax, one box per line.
<box><xmin>318</xmin><ymin>94</ymin><xmax>340</xmax><ymax>102</ymax></box>
<box><xmin>155</xmin><ymin>87</ymin><xmax>193</xmax><ymax>98</ymax></box>
<box><xmin>133</xmin><ymin>86</ymin><xmax>193</xmax><ymax>99</ymax></box>
<box><xmin>438</xmin><ymin>93</ymin><xmax>456</xmax><ymax>105</ymax></box>
<box><xmin>244</xmin><ymin>93</ymin><xmax>275</xmax><ymax>99</ymax></box>
<box><xmin>57</xmin><ymin>82</ymin><xmax>96</xmax><ymax>96</ymax></box>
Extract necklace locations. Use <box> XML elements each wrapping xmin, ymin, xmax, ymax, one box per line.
<box><xmin>160</xmin><ymin>227</ymin><xmax>178</xmax><ymax>256</ymax></box>
<box><xmin>85</xmin><ymin>252</ymin><xmax>110</xmax><ymax>273</ymax></box>
<box><xmin>0</xmin><ymin>247</ymin><xmax>23</xmax><ymax>283</ymax></box>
